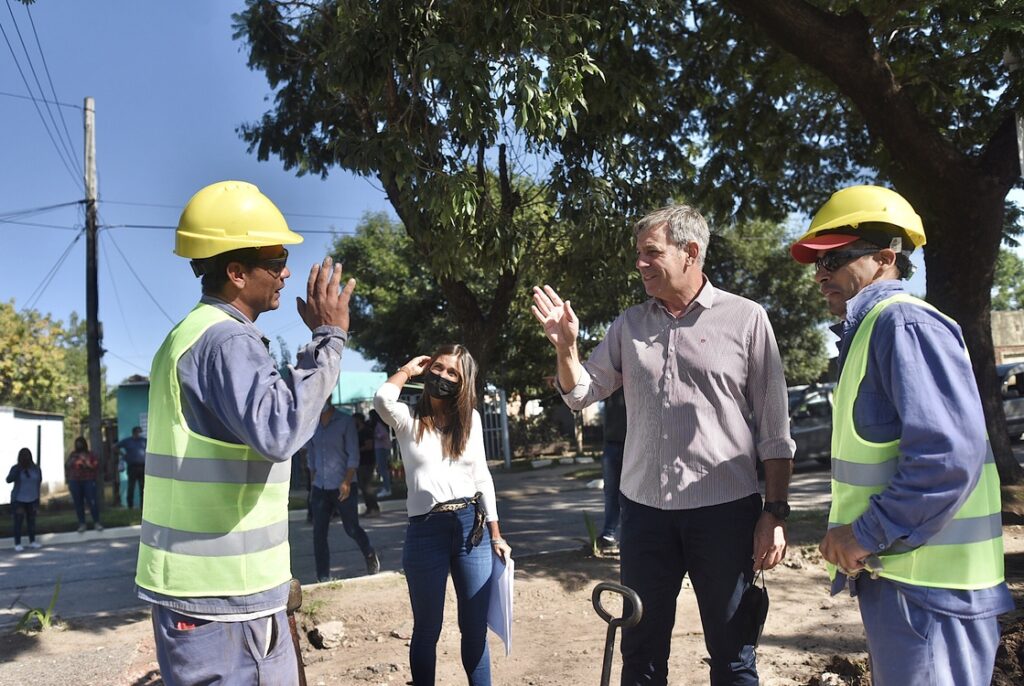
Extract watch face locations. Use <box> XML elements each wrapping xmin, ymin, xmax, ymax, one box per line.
<box><xmin>765</xmin><ymin>502</ymin><xmax>790</xmax><ymax>519</ymax></box>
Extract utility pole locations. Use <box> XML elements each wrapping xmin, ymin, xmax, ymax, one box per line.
<box><xmin>84</xmin><ymin>96</ymin><xmax>104</xmax><ymax>508</ymax></box>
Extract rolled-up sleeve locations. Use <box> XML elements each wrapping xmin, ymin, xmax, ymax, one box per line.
<box><xmin>746</xmin><ymin>307</ymin><xmax>796</xmax><ymax>461</ymax></box>
<box><xmin>560</xmin><ymin>317</ymin><xmax>623</xmax><ymax>410</ymax></box>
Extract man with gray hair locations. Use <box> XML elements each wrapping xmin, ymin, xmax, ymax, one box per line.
<box><xmin>532</xmin><ymin>204</ymin><xmax>794</xmax><ymax>686</ymax></box>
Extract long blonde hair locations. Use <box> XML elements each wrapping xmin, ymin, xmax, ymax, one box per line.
<box><xmin>414</xmin><ymin>344</ymin><xmax>478</xmax><ymax>459</ymax></box>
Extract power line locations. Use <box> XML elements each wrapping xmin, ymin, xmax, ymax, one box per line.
<box><xmin>102</xmin><ymin>227</ymin><xmax>176</xmax><ymax>325</ymax></box>
<box><xmin>1</xmin><ymin>0</ymin><xmax>81</xmax><ymax>187</ymax></box>
<box><xmin>103</xmin><ymin>350</ymin><xmax>150</xmax><ymax>376</ymax></box>
<box><xmin>24</xmin><ymin>3</ymin><xmax>81</xmax><ymax>168</ymax></box>
<box><xmin>24</xmin><ymin>227</ymin><xmax>84</xmax><ymax>311</ymax></box>
<box><xmin>0</xmin><ymin>199</ymin><xmax>83</xmax><ymax>219</ymax></box>
<box><xmin>101</xmin><ymin>199</ymin><xmax>365</xmax><ymax>222</ymax></box>
<box><xmin>101</xmin><ymin>225</ymin><xmax>354</xmax><ymax>239</ymax></box>
<box><xmin>98</xmin><ymin>229</ymin><xmax>139</xmax><ymax>355</ymax></box>
<box><xmin>0</xmin><ymin>88</ymin><xmax>80</xmax><ymax>109</ymax></box>
<box><xmin>0</xmin><ymin>218</ymin><xmax>80</xmax><ymax>230</ymax></box>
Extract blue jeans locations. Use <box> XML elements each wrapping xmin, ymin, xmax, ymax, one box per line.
<box><xmin>403</xmin><ymin>506</ymin><xmax>493</xmax><ymax>686</ymax></box>
<box><xmin>619</xmin><ymin>494</ymin><xmax>761</xmax><ymax>686</ymax></box>
<box><xmin>152</xmin><ymin>605</ymin><xmax>298</xmax><ymax>686</ymax></box>
<box><xmin>12</xmin><ymin>500</ymin><xmax>38</xmax><ymax>545</ymax></box>
<box><xmin>69</xmin><ymin>479</ymin><xmax>100</xmax><ymax>526</ymax></box>
<box><xmin>375</xmin><ymin>447</ymin><xmax>392</xmax><ymax>491</ymax></box>
<box><xmin>601</xmin><ymin>441</ymin><xmax>624</xmax><ymax>538</ymax></box>
<box><xmin>311</xmin><ymin>485</ymin><xmax>373</xmax><ymax>581</ymax></box>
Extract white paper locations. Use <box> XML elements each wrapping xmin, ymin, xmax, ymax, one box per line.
<box><xmin>486</xmin><ymin>555</ymin><xmax>514</xmax><ymax>656</ymax></box>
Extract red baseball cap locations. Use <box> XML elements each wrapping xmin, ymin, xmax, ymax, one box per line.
<box><xmin>789</xmin><ymin>233</ymin><xmax>860</xmax><ymax>264</ymax></box>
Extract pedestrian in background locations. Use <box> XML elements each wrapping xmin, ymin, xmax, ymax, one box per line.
<box><xmin>790</xmin><ymin>185</ymin><xmax>1012</xmax><ymax>685</ymax></box>
<box><xmin>307</xmin><ymin>403</ymin><xmax>380</xmax><ymax>581</ymax></box>
<box><xmin>116</xmin><ymin>426</ymin><xmax>147</xmax><ymax>509</ymax></box>
<box><xmin>370</xmin><ymin>409</ymin><xmax>393</xmax><ymax>498</ymax></box>
<box><xmin>532</xmin><ymin>204</ymin><xmax>794</xmax><ymax>686</ymax></box>
<box><xmin>354</xmin><ymin>412</ymin><xmax>381</xmax><ymax>517</ymax></box>
<box><xmin>375</xmin><ymin>344</ymin><xmax>511</xmax><ymax>686</ymax></box>
<box><xmin>7</xmin><ymin>447</ymin><xmax>42</xmax><ymax>551</ymax></box>
<box><xmin>66</xmin><ymin>436</ymin><xmax>102</xmax><ymax>533</ymax></box>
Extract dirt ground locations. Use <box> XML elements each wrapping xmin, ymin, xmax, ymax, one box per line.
<box><xmin>5</xmin><ymin>521</ymin><xmax>1024</xmax><ymax>685</ymax></box>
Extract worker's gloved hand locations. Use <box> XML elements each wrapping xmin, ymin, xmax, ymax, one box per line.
<box><xmin>297</xmin><ymin>256</ymin><xmax>356</xmax><ymax>333</ymax></box>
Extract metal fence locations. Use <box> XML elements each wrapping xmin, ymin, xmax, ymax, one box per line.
<box><xmin>481</xmin><ymin>388</ymin><xmax>511</xmax><ymax>468</ymax></box>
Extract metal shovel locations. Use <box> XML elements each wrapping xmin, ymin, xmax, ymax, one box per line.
<box><xmin>591</xmin><ymin>582</ymin><xmax>643</xmax><ymax>686</ymax></box>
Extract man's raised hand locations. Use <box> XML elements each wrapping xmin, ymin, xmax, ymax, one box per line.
<box><xmin>531</xmin><ymin>285</ymin><xmax>579</xmax><ymax>351</ymax></box>
<box><xmin>297</xmin><ymin>257</ymin><xmax>357</xmax><ymax>332</ymax></box>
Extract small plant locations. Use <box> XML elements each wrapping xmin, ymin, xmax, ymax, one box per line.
<box><xmin>303</xmin><ymin>597</ymin><xmax>326</xmax><ymax>623</ymax></box>
<box><xmin>583</xmin><ymin>512</ymin><xmax>599</xmax><ymax>556</ymax></box>
<box><xmin>16</xmin><ymin>576</ymin><xmax>61</xmax><ymax>632</ymax></box>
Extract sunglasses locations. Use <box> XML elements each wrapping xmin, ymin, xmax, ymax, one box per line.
<box><xmin>815</xmin><ymin>248</ymin><xmax>878</xmax><ymax>273</ymax></box>
<box><xmin>248</xmin><ymin>248</ymin><xmax>289</xmax><ymax>276</ymax></box>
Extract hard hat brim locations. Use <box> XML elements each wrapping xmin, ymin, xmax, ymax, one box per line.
<box><xmin>790</xmin><ymin>233</ymin><xmax>860</xmax><ymax>264</ymax></box>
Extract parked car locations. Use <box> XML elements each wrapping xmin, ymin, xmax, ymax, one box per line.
<box><xmin>788</xmin><ymin>383</ymin><xmax>835</xmax><ymax>465</ymax></box>
<box><xmin>998</xmin><ymin>362</ymin><xmax>1024</xmax><ymax>441</ymax></box>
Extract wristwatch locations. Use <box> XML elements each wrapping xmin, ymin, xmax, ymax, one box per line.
<box><xmin>763</xmin><ymin>501</ymin><xmax>791</xmax><ymax>521</ymax></box>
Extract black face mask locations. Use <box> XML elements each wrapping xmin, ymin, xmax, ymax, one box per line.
<box><xmin>424</xmin><ymin>371</ymin><xmax>460</xmax><ymax>399</ymax></box>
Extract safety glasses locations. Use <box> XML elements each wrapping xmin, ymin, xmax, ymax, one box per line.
<box><xmin>248</xmin><ymin>248</ymin><xmax>289</xmax><ymax>276</ymax></box>
<box><xmin>815</xmin><ymin>248</ymin><xmax>878</xmax><ymax>273</ymax></box>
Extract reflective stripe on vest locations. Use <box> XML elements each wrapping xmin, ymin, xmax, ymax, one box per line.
<box><xmin>828</xmin><ymin>293</ymin><xmax>1004</xmax><ymax>590</ymax></box>
<box><xmin>135</xmin><ymin>303</ymin><xmax>291</xmax><ymax>598</ymax></box>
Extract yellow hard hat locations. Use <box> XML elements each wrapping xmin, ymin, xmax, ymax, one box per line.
<box><xmin>790</xmin><ymin>185</ymin><xmax>926</xmax><ymax>263</ymax></box>
<box><xmin>174</xmin><ymin>180</ymin><xmax>303</xmax><ymax>259</ymax></box>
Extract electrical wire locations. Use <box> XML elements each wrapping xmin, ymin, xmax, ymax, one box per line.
<box><xmin>102</xmin><ymin>227</ymin><xmax>176</xmax><ymax>325</ymax></box>
<box><xmin>0</xmin><ymin>199</ymin><xmax>83</xmax><ymax>219</ymax></box>
<box><xmin>23</xmin><ymin>2</ymin><xmax>81</xmax><ymax>168</ymax></box>
<box><xmin>103</xmin><ymin>222</ymin><xmax>356</xmax><ymax>236</ymax></box>
<box><xmin>98</xmin><ymin>229</ymin><xmax>139</xmax><ymax>354</ymax></box>
<box><xmin>23</xmin><ymin>226</ymin><xmax>84</xmax><ymax>311</ymax></box>
<box><xmin>103</xmin><ymin>348</ymin><xmax>151</xmax><ymax>375</ymax></box>
<box><xmin>101</xmin><ymin>199</ymin><xmax>366</xmax><ymax>223</ymax></box>
<box><xmin>1</xmin><ymin>1</ymin><xmax>81</xmax><ymax>189</ymax></box>
<box><xmin>0</xmin><ymin>88</ymin><xmax>80</xmax><ymax>109</ymax></box>
<box><xmin>0</xmin><ymin>218</ymin><xmax>80</xmax><ymax>230</ymax></box>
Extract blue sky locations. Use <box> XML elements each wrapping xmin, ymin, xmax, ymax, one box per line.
<box><xmin>2</xmin><ymin>1</ymin><xmax>390</xmax><ymax>385</ymax></box>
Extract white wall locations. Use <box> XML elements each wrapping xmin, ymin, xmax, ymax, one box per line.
<box><xmin>0</xmin><ymin>407</ymin><xmax>65</xmax><ymax>505</ymax></box>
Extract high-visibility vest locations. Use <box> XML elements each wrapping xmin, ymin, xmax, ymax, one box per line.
<box><xmin>135</xmin><ymin>304</ymin><xmax>291</xmax><ymax>597</ymax></box>
<box><xmin>828</xmin><ymin>293</ymin><xmax>1004</xmax><ymax>589</ymax></box>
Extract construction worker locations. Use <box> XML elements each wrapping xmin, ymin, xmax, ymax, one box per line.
<box><xmin>790</xmin><ymin>185</ymin><xmax>1013</xmax><ymax>685</ymax></box>
<box><xmin>135</xmin><ymin>180</ymin><xmax>355</xmax><ymax>685</ymax></box>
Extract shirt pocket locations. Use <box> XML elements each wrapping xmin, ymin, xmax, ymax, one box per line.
<box><xmin>853</xmin><ymin>391</ymin><xmax>899</xmax><ymax>442</ymax></box>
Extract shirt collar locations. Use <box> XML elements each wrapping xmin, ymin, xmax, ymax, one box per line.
<box><xmin>650</xmin><ymin>275</ymin><xmax>716</xmax><ymax>317</ymax></box>
<box><xmin>199</xmin><ymin>295</ymin><xmax>270</xmax><ymax>346</ymax></box>
<box><xmin>843</xmin><ymin>279</ymin><xmax>907</xmax><ymax>329</ymax></box>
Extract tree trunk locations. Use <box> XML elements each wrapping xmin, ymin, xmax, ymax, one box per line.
<box><xmin>905</xmin><ymin>179</ymin><xmax>1024</xmax><ymax>483</ymax></box>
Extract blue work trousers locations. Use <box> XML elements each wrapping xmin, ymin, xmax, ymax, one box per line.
<box><xmin>68</xmin><ymin>479</ymin><xmax>100</xmax><ymax>526</ymax></box>
<box><xmin>311</xmin><ymin>485</ymin><xmax>373</xmax><ymax>581</ymax></box>
<box><xmin>619</xmin><ymin>494</ymin><xmax>761</xmax><ymax>686</ymax></box>
<box><xmin>857</xmin><ymin>576</ymin><xmax>1002</xmax><ymax>686</ymax></box>
<box><xmin>151</xmin><ymin>605</ymin><xmax>297</xmax><ymax>686</ymax></box>
<box><xmin>403</xmin><ymin>506</ymin><xmax>493</xmax><ymax>686</ymax></box>
<box><xmin>601</xmin><ymin>441</ymin><xmax>624</xmax><ymax>539</ymax></box>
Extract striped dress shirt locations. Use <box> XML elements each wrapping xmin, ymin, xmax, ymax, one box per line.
<box><xmin>561</xmin><ymin>279</ymin><xmax>794</xmax><ymax>510</ymax></box>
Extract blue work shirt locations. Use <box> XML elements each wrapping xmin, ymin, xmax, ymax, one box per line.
<box><xmin>306</xmin><ymin>409</ymin><xmax>360</xmax><ymax>490</ymax></box>
<box><xmin>831</xmin><ymin>280</ymin><xmax>1013</xmax><ymax>617</ymax></box>
<box><xmin>117</xmin><ymin>435</ymin><xmax>147</xmax><ymax>466</ymax></box>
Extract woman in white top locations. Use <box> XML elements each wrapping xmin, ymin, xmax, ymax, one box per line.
<box><xmin>374</xmin><ymin>343</ymin><xmax>510</xmax><ymax>686</ymax></box>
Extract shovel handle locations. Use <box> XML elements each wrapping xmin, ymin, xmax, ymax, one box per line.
<box><xmin>591</xmin><ymin>582</ymin><xmax>643</xmax><ymax>629</ymax></box>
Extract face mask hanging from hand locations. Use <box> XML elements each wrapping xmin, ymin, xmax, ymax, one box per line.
<box><xmin>423</xmin><ymin>371</ymin><xmax>460</xmax><ymax>399</ymax></box>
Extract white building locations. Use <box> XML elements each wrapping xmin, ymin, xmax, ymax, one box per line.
<box><xmin>0</xmin><ymin>406</ymin><xmax>65</xmax><ymax>505</ymax></box>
